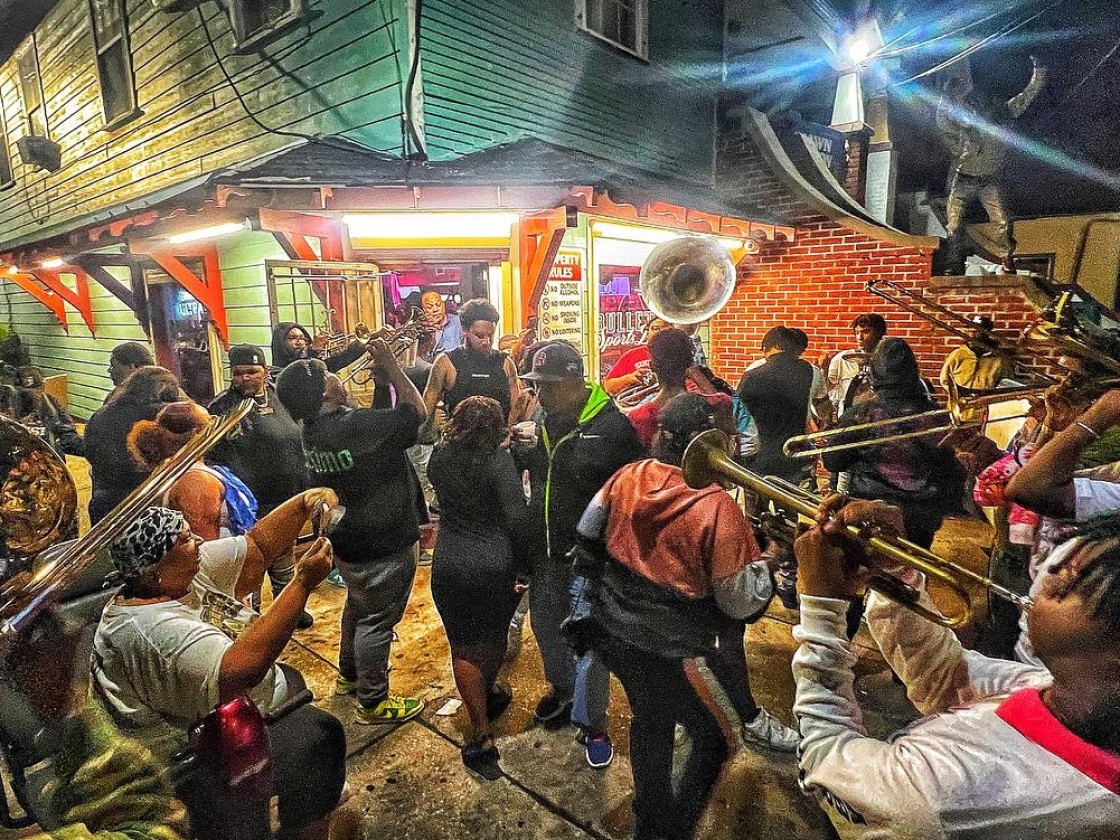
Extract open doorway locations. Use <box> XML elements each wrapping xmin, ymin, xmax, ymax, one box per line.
<box><xmin>145</xmin><ymin>274</ymin><xmax>216</xmax><ymax>404</ymax></box>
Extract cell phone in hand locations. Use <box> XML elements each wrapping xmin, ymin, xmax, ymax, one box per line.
<box><xmin>312</xmin><ymin>504</ymin><xmax>346</xmax><ymax>539</ymax></box>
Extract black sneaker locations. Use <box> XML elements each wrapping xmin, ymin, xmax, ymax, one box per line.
<box><xmin>297</xmin><ymin>610</ymin><xmax>314</xmax><ymax>630</ymax></box>
<box><xmin>533</xmin><ymin>693</ymin><xmax>572</xmax><ymax>729</ymax></box>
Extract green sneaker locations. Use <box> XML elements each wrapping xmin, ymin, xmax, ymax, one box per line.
<box><xmin>335</xmin><ymin>676</ymin><xmax>358</xmax><ymax>697</ymax></box>
<box><xmin>356</xmin><ymin>695</ymin><xmax>425</xmax><ymax>725</ymax></box>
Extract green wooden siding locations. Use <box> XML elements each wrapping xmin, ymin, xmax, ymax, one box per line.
<box><xmin>0</xmin><ymin>231</ymin><xmax>327</xmax><ymax>415</ymax></box>
<box><xmin>0</xmin><ymin>0</ymin><xmax>410</xmax><ymax>250</ymax></box>
<box><xmin>0</xmin><ymin>267</ymin><xmax>149</xmax><ymax>419</ymax></box>
<box><xmin>419</xmin><ymin>0</ymin><xmax>724</xmax><ymax>182</ymax></box>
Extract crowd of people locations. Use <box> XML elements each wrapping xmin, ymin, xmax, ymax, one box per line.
<box><xmin>4</xmin><ymin>292</ymin><xmax>1120</xmax><ymax>840</ymax></box>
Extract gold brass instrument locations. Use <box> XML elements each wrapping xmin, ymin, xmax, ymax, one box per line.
<box><xmin>615</xmin><ymin>375</ymin><xmax>659</xmax><ymax>412</ymax></box>
<box><xmin>783</xmin><ymin>380</ymin><xmax>1049</xmax><ymax>459</ymax></box>
<box><xmin>641</xmin><ymin>237</ymin><xmax>737</xmax><ymax>325</ymax></box>
<box><xmin>0</xmin><ymin>415</ymin><xmax>78</xmax><ymax>563</ymax></box>
<box><xmin>682</xmin><ymin>429</ymin><xmax>1033</xmax><ymax>627</ymax></box>
<box><xmin>338</xmin><ymin>309</ymin><xmax>427</xmax><ymax>387</ymax></box>
<box><xmin>0</xmin><ymin>399</ymin><xmax>253</xmax><ymax>638</ymax></box>
<box><xmin>1023</xmin><ymin>286</ymin><xmax>1120</xmax><ymax>378</ymax></box>
<box><xmin>867</xmin><ymin>278</ymin><xmax>1058</xmax><ymax>383</ymax></box>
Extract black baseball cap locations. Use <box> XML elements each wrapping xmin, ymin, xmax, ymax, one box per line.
<box><xmin>520</xmin><ymin>342</ymin><xmax>584</xmax><ymax>382</ymax></box>
<box><xmin>228</xmin><ymin>344</ymin><xmax>267</xmax><ymax>368</ymax></box>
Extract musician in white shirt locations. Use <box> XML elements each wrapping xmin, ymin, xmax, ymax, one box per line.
<box><xmin>792</xmin><ymin>495</ymin><xmax>1120</xmax><ymax>839</ymax></box>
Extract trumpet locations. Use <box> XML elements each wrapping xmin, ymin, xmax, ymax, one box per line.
<box><xmin>682</xmin><ymin>429</ymin><xmax>1033</xmax><ymax>627</ymax></box>
<box><xmin>783</xmin><ymin>380</ymin><xmax>1049</xmax><ymax>460</ymax></box>
<box><xmin>338</xmin><ymin>309</ymin><xmax>427</xmax><ymax>387</ymax></box>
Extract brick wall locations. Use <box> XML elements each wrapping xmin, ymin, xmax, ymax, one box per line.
<box><xmin>710</xmin><ymin>123</ymin><xmax>1048</xmax><ymax>388</ymax></box>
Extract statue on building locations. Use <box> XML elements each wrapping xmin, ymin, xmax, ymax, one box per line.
<box><xmin>936</xmin><ymin>56</ymin><xmax>1048</xmax><ymax>274</ymax></box>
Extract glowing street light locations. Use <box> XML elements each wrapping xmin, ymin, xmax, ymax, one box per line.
<box><xmin>845</xmin><ymin>34</ymin><xmax>873</xmax><ymax>65</ymax></box>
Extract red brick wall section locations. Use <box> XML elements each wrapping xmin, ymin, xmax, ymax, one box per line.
<box><xmin>710</xmin><ymin>125</ymin><xmax>1049</xmax><ymax>388</ymax></box>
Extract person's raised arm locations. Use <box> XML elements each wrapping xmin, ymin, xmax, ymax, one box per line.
<box><xmin>219</xmin><ymin>537</ymin><xmax>332</xmax><ymax>701</ymax></box>
<box><xmin>238</xmin><ymin>488</ymin><xmax>337</xmax><ymax>599</ymax></box>
<box><xmin>1008</xmin><ymin>389</ymin><xmax>1120</xmax><ymax>518</ymax></box>
<box><xmin>504</xmin><ymin>355</ymin><xmax>523</xmax><ymax>426</ymax></box>
<box><xmin>366</xmin><ymin>338</ymin><xmax>424</xmax><ymax>417</ymax></box>
<box><xmin>422</xmin><ymin>353</ymin><xmax>452</xmax><ymax>423</ymax></box>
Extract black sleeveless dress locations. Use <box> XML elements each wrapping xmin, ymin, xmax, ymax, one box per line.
<box><xmin>444</xmin><ymin>348</ymin><xmax>511</xmax><ymax>418</ymax></box>
<box><xmin>429</xmin><ymin>446</ymin><xmax>527</xmax><ymax>648</ymax></box>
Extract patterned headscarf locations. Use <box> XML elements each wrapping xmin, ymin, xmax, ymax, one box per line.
<box><xmin>109</xmin><ymin>507</ymin><xmax>188</xmax><ymax>581</ymax></box>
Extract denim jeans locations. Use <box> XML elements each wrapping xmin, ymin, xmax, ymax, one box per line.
<box><xmin>528</xmin><ymin>560</ymin><xmax>609</xmax><ymax>731</ymax></box>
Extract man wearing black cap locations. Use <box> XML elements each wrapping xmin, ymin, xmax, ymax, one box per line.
<box><xmin>276</xmin><ymin>339</ymin><xmax>428</xmax><ymax>725</ymax></box>
<box><xmin>209</xmin><ymin>344</ymin><xmax>313</xmax><ymax>628</ymax></box>
<box><xmin>515</xmin><ymin>341</ymin><xmax>643</xmax><ymax>768</ymax></box>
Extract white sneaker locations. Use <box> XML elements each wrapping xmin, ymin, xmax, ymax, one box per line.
<box><xmin>741</xmin><ymin>709</ymin><xmax>799</xmax><ymax>753</ymax></box>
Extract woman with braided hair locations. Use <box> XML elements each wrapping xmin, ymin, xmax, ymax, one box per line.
<box><xmin>428</xmin><ymin>395</ymin><xmax>529</xmax><ymax>779</ymax></box>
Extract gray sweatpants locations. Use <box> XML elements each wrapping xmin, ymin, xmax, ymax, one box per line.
<box><xmin>335</xmin><ymin>544</ymin><xmax>419</xmax><ymax>707</ymax></box>
<box><xmin>529</xmin><ymin>558</ymin><xmax>610</xmax><ymax>732</ymax></box>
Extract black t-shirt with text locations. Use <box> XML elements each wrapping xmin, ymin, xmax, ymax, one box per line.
<box><xmin>300</xmin><ymin>403</ymin><xmax>421</xmax><ymax>558</ymax></box>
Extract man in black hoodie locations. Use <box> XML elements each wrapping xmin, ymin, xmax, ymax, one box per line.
<box><xmin>515</xmin><ymin>341</ymin><xmax>643</xmax><ymax>768</ymax></box>
<box><xmin>270</xmin><ymin>321</ymin><xmax>368</xmax><ymax>377</ymax></box>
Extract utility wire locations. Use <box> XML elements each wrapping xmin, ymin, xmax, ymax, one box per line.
<box><xmin>890</xmin><ymin>0</ymin><xmax>1066</xmax><ymax>87</ymax></box>
<box><xmin>196</xmin><ymin>3</ymin><xmax>410</xmax><ymax>158</ymax></box>
<box><xmin>1052</xmin><ymin>32</ymin><xmax>1120</xmax><ymax>110</ymax></box>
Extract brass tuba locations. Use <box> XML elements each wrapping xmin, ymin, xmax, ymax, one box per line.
<box><xmin>640</xmin><ymin>237</ymin><xmax>737</xmax><ymax>325</ymax></box>
<box><xmin>0</xmin><ymin>416</ymin><xmax>78</xmax><ymax>566</ymax></box>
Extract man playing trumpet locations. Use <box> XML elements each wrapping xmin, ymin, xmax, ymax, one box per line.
<box><xmin>792</xmin><ymin>494</ymin><xmax>1120</xmax><ymax>838</ymax></box>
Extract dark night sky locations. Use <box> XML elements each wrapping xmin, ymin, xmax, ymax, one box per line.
<box><xmin>824</xmin><ymin>0</ymin><xmax>1120</xmax><ymax>217</ymax></box>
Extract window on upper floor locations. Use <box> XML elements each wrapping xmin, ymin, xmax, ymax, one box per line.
<box><xmin>0</xmin><ymin>98</ymin><xmax>13</xmax><ymax>187</ymax></box>
<box><xmin>89</xmin><ymin>0</ymin><xmax>139</xmax><ymax>126</ymax></box>
<box><xmin>576</xmin><ymin>0</ymin><xmax>649</xmax><ymax>60</ymax></box>
<box><xmin>16</xmin><ymin>40</ymin><xmax>48</xmax><ymax>139</ymax></box>
<box><xmin>229</xmin><ymin>0</ymin><xmax>306</xmax><ymax>51</ymax></box>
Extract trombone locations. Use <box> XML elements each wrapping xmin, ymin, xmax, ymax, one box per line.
<box><xmin>682</xmin><ymin>429</ymin><xmax>1033</xmax><ymax>627</ymax></box>
<box><xmin>783</xmin><ymin>380</ymin><xmax>1047</xmax><ymax>460</ymax></box>
<box><xmin>0</xmin><ymin>400</ymin><xmax>254</xmax><ymax>638</ymax></box>
<box><xmin>867</xmin><ymin>279</ymin><xmax>1057</xmax><ymax>382</ymax></box>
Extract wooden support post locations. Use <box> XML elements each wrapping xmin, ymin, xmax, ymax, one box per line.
<box><xmin>518</xmin><ymin>207</ymin><xmax>576</xmax><ymax>323</ymax></box>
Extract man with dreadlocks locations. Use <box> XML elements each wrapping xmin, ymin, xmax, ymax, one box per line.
<box><xmin>790</xmin><ymin>489</ymin><xmax>1120</xmax><ymax>838</ymax></box>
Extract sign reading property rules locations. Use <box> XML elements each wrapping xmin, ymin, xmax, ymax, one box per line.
<box><xmin>539</xmin><ymin>251</ymin><xmax>586</xmax><ymax>354</ymax></box>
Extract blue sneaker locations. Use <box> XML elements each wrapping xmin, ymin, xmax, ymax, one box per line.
<box><xmin>326</xmin><ymin>568</ymin><xmax>346</xmax><ymax>588</ymax></box>
<box><xmin>580</xmin><ymin>730</ymin><xmax>614</xmax><ymax>769</ymax></box>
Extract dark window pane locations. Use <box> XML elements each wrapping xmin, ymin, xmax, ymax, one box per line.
<box><xmin>99</xmin><ymin>42</ymin><xmax>134</xmax><ymax>122</ymax></box>
<box><xmin>241</xmin><ymin>0</ymin><xmax>294</xmax><ymax>37</ymax></box>
<box><xmin>0</xmin><ymin>136</ymin><xmax>11</xmax><ymax>184</ymax></box>
<box><xmin>584</xmin><ymin>0</ymin><xmax>641</xmax><ymax>53</ymax></box>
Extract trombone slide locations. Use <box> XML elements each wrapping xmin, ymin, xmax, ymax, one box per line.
<box><xmin>682</xmin><ymin>430</ymin><xmax>1032</xmax><ymax>627</ymax></box>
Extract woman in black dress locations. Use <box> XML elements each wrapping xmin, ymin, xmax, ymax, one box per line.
<box><xmin>429</xmin><ymin>396</ymin><xmax>527</xmax><ymax>778</ymax></box>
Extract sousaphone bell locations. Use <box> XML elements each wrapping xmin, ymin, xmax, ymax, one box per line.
<box><xmin>640</xmin><ymin>237</ymin><xmax>737</xmax><ymax>325</ymax></box>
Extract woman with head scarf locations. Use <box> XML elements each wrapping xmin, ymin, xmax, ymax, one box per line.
<box><xmin>91</xmin><ymin>492</ymin><xmax>345</xmax><ymax>840</ymax></box>
<box><xmin>428</xmin><ymin>396</ymin><xmax>528</xmax><ymax>778</ymax></box>
<box><xmin>822</xmin><ymin>337</ymin><xmax>964</xmax><ymax>549</ymax></box>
